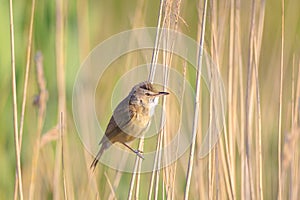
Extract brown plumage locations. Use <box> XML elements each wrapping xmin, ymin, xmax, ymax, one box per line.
<box><xmin>90</xmin><ymin>81</ymin><xmax>169</xmax><ymax>170</ymax></box>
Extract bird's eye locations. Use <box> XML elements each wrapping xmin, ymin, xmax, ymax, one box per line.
<box><xmin>145</xmin><ymin>92</ymin><xmax>150</xmax><ymax>96</ymax></box>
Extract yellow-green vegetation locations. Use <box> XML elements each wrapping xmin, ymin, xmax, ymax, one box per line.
<box><xmin>1</xmin><ymin>0</ymin><xmax>300</xmax><ymax>199</ymax></box>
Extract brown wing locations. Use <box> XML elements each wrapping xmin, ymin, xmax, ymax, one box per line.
<box><xmin>99</xmin><ymin>96</ymin><xmax>136</xmax><ymax>144</ymax></box>
<box><xmin>100</xmin><ymin>116</ymin><xmax>121</xmax><ymax>144</ymax></box>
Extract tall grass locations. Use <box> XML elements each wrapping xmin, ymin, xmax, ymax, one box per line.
<box><xmin>9</xmin><ymin>0</ymin><xmax>23</xmax><ymax>198</ymax></box>
<box><xmin>2</xmin><ymin>0</ymin><xmax>300</xmax><ymax>199</ymax></box>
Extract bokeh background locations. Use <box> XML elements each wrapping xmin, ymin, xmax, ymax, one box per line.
<box><xmin>1</xmin><ymin>0</ymin><xmax>300</xmax><ymax>199</ymax></box>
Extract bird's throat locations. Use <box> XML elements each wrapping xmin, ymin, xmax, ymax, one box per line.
<box><xmin>149</xmin><ymin>97</ymin><xmax>159</xmax><ymax>116</ymax></box>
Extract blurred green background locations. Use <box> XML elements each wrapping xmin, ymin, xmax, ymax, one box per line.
<box><xmin>1</xmin><ymin>0</ymin><xmax>300</xmax><ymax>199</ymax></box>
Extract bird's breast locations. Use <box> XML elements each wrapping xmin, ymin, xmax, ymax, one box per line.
<box><xmin>120</xmin><ymin>112</ymin><xmax>150</xmax><ymax>139</ymax></box>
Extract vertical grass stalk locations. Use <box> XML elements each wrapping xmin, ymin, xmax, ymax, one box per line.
<box><xmin>9</xmin><ymin>0</ymin><xmax>23</xmax><ymax>199</ymax></box>
<box><xmin>277</xmin><ymin>0</ymin><xmax>284</xmax><ymax>199</ymax></box>
<box><xmin>184</xmin><ymin>0</ymin><xmax>208</xmax><ymax>199</ymax></box>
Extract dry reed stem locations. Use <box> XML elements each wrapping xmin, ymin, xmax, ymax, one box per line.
<box><xmin>228</xmin><ymin>1</ymin><xmax>235</xmax><ymax>196</ymax></box>
<box><xmin>234</xmin><ymin>0</ymin><xmax>246</xmax><ymax>198</ymax></box>
<box><xmin>126</xmin><ymin>2</ymin><xmax>147</xmax><ymax>198</ymax></box>
<box><xmin>104</xmin><ymin>172</ymin><xmax>116</xmax><ymax>199</ymax></box>
<box><xmin>291</xmin><ymin>152</ymin><xmax>299</xmax><ymax>200</ymax></box>
<box><xmin>75</xmin><ymin>1</ymin><xmax>100</xmax><ymax>197</ymax></box>
<box><xmin>210</xmin><ymin>3</ymin><xmax>235</xmax><ymax>197</ymax></box>
<box><xmin>208</xmin><ymin>142</ymin><xmax>214</xmax><ymax>200</ymax></box>
<box><xmin>55</xmin><ymin>0</ymin><xmax>66</xmax><ymax>116</ymax></box>
<box><xmin>292</xmin><ymin>55</ymin><xmax>295</xmax><ymax>129</ymax></box>
<box><xmin>86</xmin><ymin>173</ymin><xmax>99</xmax><ymax>199</ymax></box>
<box><xmin>209</xmin><ymin>149</ymin><xmax>215</xmax><ymax>200</ymax></box>
<box><xmin>278</xmin><ymin>0</ymin><xmax>285</xmax><ymax>199</ymax></box>
<box><xmin>148</xmin><ymin>134</ymin><xmax>161</xmax><ymax>200</ymax></box>
<box><xmin>220</xmin><ymin>108</ymin><xmax>235</xmax><ymax>199</ymax></box>
<box><xmin>184</xmin><ymin>0</ymin><xmax>208</xmax><ymax>198</ymax></box>
<box><xmin>210</xmin><ymin>2</ymin><xmax>236</xmax><ymax>198</ymax></box>
<box><xmin>135</xmin><ymin>157</ymin><xmax>143</xmax><ymax>199</ymax></box>
<box><xmin>134</xmin><ymin>145</ymin><xmax>144</xmax><ymax>199</ymax></box>
<box><xmin>218</xmin><ymin>132</ymin><xmax>234</xmax><ymax>199</ymax></box>
<box><xmin>153</xmin><ymin>43</ymin><xmax>172</xmax><ymax>198</ymax></box>
<box><xmin>232</xmin><ymin>2</ymin><xmax>239</xmax><ymax>196</ymax></box>
<box><xmin>218</xmin><ymin>83</ymin><xmax>235</xmax><ymax>199</ymax></box>
<box><xmin>147</xmin><ymin>2</ymin><xmax>165</xmax><ymax>198</ymax></box>
<box><xmin>14</xmin><ymin>0</ymin><xmax>36</xmax><ymax>197</ymax></box>
<box><xmin>209</xmin><ymin>3</ymin><xmax>215</xmax><ymax>199</ymax></box>
<box><xmin>54</xmin><ymin>0</ymin><xmax>66</xmax><ymax>198</ymax></box>
<box><xmin>289</xmin><ymin>57</ymin><xmax>300</xmax><ymax>200</ymax></box>
<box><xmin>154</xmin><ymin>133</ymin><xmax>163</xmax><ymax>200</ymax></box>
<box><xmin>128</xmin><ymin>137</ymin><xmax>144</xmax><ymax>200</ymax></box>
<box><xmin>147</xmin><ymin>133</ymin><xmax>162</xmax><ymax>200</ymax></box>
<box><xmin>154</xmin><ymin>105</ymin><xmax>166</xmax><ymax>199</ymax></box>
<box><xmin>147</xmin><ymin>3</ymin><xmax>166</xmax><ymax>196</ymax></box>
<box><xmin>217</xmin><ymin>145</ymin><xmax>227</xmax><ymax>198</ymax></box>
<box><xmin>160</xmin><ymin>0</ymin><xmax>182</xmax><ymax>196</ymax></box>
<box><xmin>9</xmin><ymin>0</ymin><xmax>23</xmax><ymax>198</ymax></box>
<box><xmin>76</xmin><ymin>26</ymin><xmax>100</xmax><ymax>200</ymax></box>
<box><xmin>245</xmin><ymin>0</ymin><xmax>257</xmax><ymax>198</ymax></box>
<box><xmin>19</xmin><ymin>0</ymin><xmax>36</xmax><ymax>150</ymax></box>
<box><xmin>231</xmin><ymin>2</ymin><xmax>240</xmax><ymax>196</ymax></box>
<box><xmin>254</xmin><ymin>2</ymin><xmax>265</xmax><ymax>198</ymax></box>
<box><xmin>153</xmin><ymin>8</ymin><xmax>169</xmax><ymax>199</ymax></box>
<box><xmin>250</xmin><ymin>1</ymin><xmax>266</xmax><ymax>199</ymax></box>
<box><xmin>148</xmin><ymin>0</ymin><xmax>165</xmax><ymax>83</ymax></box>
<box><xmin>195</xmin><ymin>2</ymin><xmax>205</xmax><ymax>198</ymax></box>
<box><xmin>208</xmin><ymin>62</ymin><xmax>214</xmax><ymax>200</ymax></box>
<box><xmin>29</xmin><ymin>52</ymin><xmax>48</xmax><ymax>199</ymax></box>
<box><xmin>170</xmin><ymin>59</ymin><xmax>187</xmax><ymax>199</ymax></box>
<box><xmin>148</xmin><ymin>0</ymin><xmax>182</xmax><ymax>198</ymax></box>
<box><xmin>53</xmin><ymin>96</ymin><xmax>62</xmax><ymax>198</ymax></box>
<box><xmin>60</xmin><ymin>112</ymin><xmax>68</xmax><ymax>200</ymax></box>
<box><xmin>255</xmin><ymin>0</ymin><xmax>266</xmax><ymax>55</ymax></box>
<box><xmin>107</xmin><ymin>154</ymin><xmax>129</xmax><ymax>200</ymax></box>
<box><xmin>253</xmin><ymin>40</ymin><xmax>263</xmax><ymax>200</ymax></box>
<box><xmin>84</xmin><ymin>167</ymin><xmax>99</xmax><ymax>199</ymax></box>
<box><xmin>294</xmin><ymin>61</ymin><xmax>300</xmax><ymax>131</ymax></box>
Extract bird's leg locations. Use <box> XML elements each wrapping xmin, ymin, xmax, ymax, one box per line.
<box><xmin>121</xmin><ymin>142</ymin><xmax>144</xmax><ymax>159</ymax></box>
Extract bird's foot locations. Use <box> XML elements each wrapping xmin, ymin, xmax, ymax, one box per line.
<box><xmin>134</xmin><ymin>149</ymin><xmax>145</xmax><ymax>159</ymax></box>
<box><xmin>121</xmin><ymin>142</ymin><xmax>145</xmax><ymax>159</ymax></box>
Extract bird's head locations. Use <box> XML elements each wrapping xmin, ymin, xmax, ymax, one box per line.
<box><xmin>130</xmin><ymin>81</ymin><xmax>169</xmax><ymax>111</ymax></box>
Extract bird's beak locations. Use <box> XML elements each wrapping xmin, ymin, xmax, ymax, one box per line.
<box><xmin>157</xmin><ymin>91</ymin><xmax>169</xmax><ymax>96</ymax></box>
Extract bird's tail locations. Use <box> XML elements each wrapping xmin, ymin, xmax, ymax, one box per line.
<box><xmin>90</xmin><ymin>142</ymin><xmax>110</xmax><ymax>171</ymax></box>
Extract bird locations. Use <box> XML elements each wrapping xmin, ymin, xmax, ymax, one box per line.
<box><xmin>90</xmin><ymin>81</ymin><xmax>169</xmax><ymax>170</ymax></box>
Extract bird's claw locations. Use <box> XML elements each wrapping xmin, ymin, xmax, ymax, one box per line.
<box><xmin>134</xmin><ymin>149</ymin><xmax>145</xmax><ymax>159</ymax></box>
